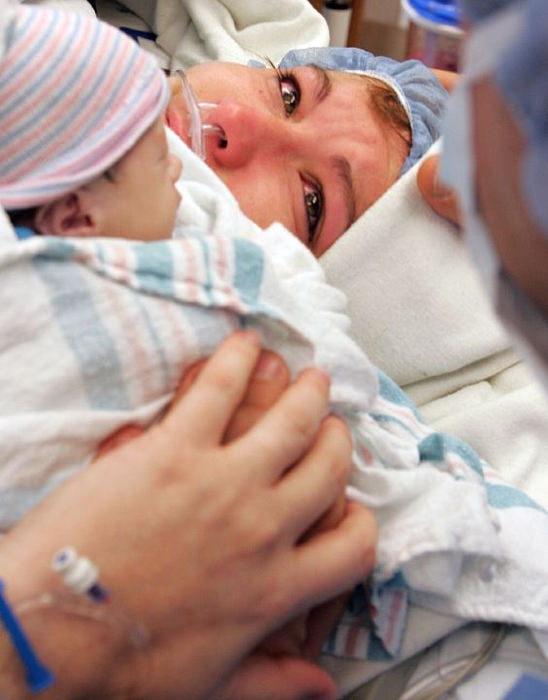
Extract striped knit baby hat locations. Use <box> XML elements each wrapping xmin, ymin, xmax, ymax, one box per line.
<box><xmin>0</xmin><ymin>2</ymin><xmax>170</xmax><ymax>210</ymax></box>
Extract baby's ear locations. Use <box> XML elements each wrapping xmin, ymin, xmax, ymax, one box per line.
<box><xmin>34</xmin><ymin>192</ymin><xmax>99</xmax><ymax>237</ymax></box>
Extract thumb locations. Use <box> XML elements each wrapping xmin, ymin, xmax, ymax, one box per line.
<box><xmin>417</xmin><ymin>154</ymin><xmax>462</xmax><ymax>227</ymax></box>
<box><xmin>218</xmin><ymin>654</ymin><xmax>336</xmax><ymax>700</ymax></box>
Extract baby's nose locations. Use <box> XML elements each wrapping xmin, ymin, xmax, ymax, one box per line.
<box><xmin>169</xmin><ymin>153</ymin><xmax>182</xmax><ymax>181</ymax></box>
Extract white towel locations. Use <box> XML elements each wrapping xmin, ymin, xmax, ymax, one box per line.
<box><xmin>320</xmin><ymin>144</ymin><xmax>548</xmax><ymax>509</ymax></box>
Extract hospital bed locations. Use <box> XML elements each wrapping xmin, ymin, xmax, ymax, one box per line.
<box><xmin>27</xmin><ymin>1</ymin><xmax>548</xmax><ymax>696</ymax></box>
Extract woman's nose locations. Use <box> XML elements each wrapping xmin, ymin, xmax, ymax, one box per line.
<box><xmin>205</xmin><ymin>99</ymin><xmax>293</xmax><ymax>168</ymax></box>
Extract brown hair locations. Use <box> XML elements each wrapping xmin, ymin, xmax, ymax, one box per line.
<box><xmin>363</xmin><ymin>75</ymin><xmax>412</xmax><ymax>152</ymax></box>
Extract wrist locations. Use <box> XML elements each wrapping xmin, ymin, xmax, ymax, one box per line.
<box><xmin>0</xmin><ymin>631</ymin><xmax>28</xmax><ymax>700</ymax></box>
<box><xmin>0</xmin><ymin>546</ymin><xmax>128</xmax><ymax>699</ymax></box>
<box><xmin>25</xmin><ymin>606</ymin><xmax>130</xmax><ymax>699</ymax></box>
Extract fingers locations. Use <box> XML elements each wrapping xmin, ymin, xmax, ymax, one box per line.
<box><xmin>173</xmin><ymin>349</ymin><xmax>291</xmax><ymax>443</ymax></box>
<box><xmin>161</xmin><ymin>331</ymin><xmax>264</xmax><ymax>445</ymax></box>
<box><xmin>257</xmin><ymin>614</ymin><xmax>308</xmax><ymax>657</ymax></box>
<box><xmin>302</xmin><ymin>492</ymin><xmax>347</xmax><ymax>542</ymax></box>
<box><xmin>234</xmin><ymin>367</ymin><xmax>332</xmax><ymax>483</ymax></box>
<box><xmin>276</xmin><ymin>416</ymin><xmax>352</xmax><ymax>540</ymax></box>
<box><xmin>224</xmin><ymin>351</ymin><xmax>290</xmax><ymax>442</ymax></box>
<box><xmin>95</xmin><ymin>344</ymin><xmax>289</xmax><ymax>462</ymax></box>
<box><xmin>303</xmin><ymin>592</ymin><xmax>351</xmax><ymax>660</ymax></box>
<box><xmin>171</xmin><ymin>358</ymin><xmax>207</xmax><ymax>403</ymax></box>
<box><xmin>293</xmin><ymin>503</ymin><xmax>377</xmax><ymax>609</ymax></box>
<box><xmin>417</xmin><ymin>154</ymin><xmax>462</xmax><ymax>227</ymax></box>
<box><xmin>218</xmin><ymin>654</ymin><xmax>336</xmax><ymax>700</ymax></box>
<box><xmin>431</xmin><ymin>68</ymin><xmax>460</xmax><ymax>92</ymax></box>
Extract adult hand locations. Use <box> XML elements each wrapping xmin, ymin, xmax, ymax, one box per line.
<box><xmin>417</xmin><ymin>68</ymin><xmax>461</xmax><ymax>225</ymax></box>
<box><xmin>98</xmin><ymin>348</ymin><xmax>352</xmax><ymax>700</ymax></box>
<box><xmin>431</xmin><ymin>68</ymin><xmax>459</xmax><ymax>92</ymax></box>
<box><xmin>172</xmin><ymin>347</ymin><xmax>356</xmax><ymax>700</ymax></box>
<box><xmin>0</xmin><ymin>332</ymin><xmax>375</xmax><ymax>699</ymax></box>
<box><xmin>219</xmin><ymin>654</ymin><xmax>337</xmax><ymax>700</ymax></box>
<box><xmin>417</xmin><ymin>153</ymin><xmax>462</xmax><ymax>226</ymax></box>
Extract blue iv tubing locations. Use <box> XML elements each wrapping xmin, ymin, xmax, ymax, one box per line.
<box><xmin>0</xmin><ymin>579</ymin><xmax>54</xmax><ymax>693</ymax></box>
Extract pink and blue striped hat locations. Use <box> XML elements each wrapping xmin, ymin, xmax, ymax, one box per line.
<box><xmin>0</xmin><ymin>2</ymin><xmax>170</xmax><ymax>210</ymax></box>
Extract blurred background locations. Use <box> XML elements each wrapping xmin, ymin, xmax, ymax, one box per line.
<box><xmin>310</xmin><ymin>0</ymin><xmax>462</xmax><ymax>70</ymax></box>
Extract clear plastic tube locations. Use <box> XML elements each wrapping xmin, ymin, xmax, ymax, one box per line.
<box><xmin>16</xmin><ymin>589</ymin><xmax>150</xmax><ymax>651</ymax></box>
<box><xmin>173</xmin><ymin>70</ymin><xmax>225</xmax><ymax>159</ymax></box>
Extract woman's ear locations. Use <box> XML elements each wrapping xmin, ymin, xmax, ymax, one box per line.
<box><xmin>34</xmin><ymin>191</ymin><xmax>101</xmax><ymax>237</ymax></box>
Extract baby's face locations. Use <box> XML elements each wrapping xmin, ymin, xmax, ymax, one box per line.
<box><xmin>166</xmin><ymin>63</ymin><xmax>407</xmax><ymax>255</ymax></box>
<box><xmin>94</xmin><ymin>118</ymin><xmax>182</xmax><ymax>241</ymax></box>
<box><xmin>38</xmin><ymin>118</ymin><xmax>182</xmax><ymax>242</ymax></box>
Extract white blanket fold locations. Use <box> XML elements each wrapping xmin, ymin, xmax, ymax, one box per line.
<box><xmin>321</xmin><ymin>145</ymin><xmax>548</xmax><ymax>508</ymax></box>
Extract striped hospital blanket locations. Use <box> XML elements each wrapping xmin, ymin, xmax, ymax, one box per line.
<box><xmin>0</xmin><ymin>215</ymin><xmax>546</xmax><ymax>662</ymax></box>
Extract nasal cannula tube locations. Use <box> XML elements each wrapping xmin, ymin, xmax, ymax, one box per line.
<box><xmin>173</xmin><ymin>69</ymin><xmax>225</xmax><ymax>159</ymax></box>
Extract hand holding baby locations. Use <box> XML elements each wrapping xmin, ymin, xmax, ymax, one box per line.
<box><xmin>0</xmin><ymin>333</ymin><xmax>374</xmax><ymax>699</ymax></box>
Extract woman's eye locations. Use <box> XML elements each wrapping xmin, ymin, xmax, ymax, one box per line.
<box><xmin>278</xmin><ymin>71</ymin><xmax>300</xmax><ymax>116</ymax></box>
<box><xmin>304</xmin><ymin>183</ymin><xmax>323</xmax><ymax>244</ymax></box>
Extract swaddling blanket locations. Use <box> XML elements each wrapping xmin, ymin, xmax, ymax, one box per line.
<box><xmin>0</xmin><ymin>137</ymin><xmax>547</xmax><ymax>663</ymax></box>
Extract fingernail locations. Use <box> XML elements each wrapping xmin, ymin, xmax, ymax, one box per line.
<box><xmin>239</xmin><ymin>330</ymin><xmax>261</xmax><ymax>347</ymax></box>
<box><xmin>253</xmin><ymin>353</ymin><xmax>282</xmax><ymax>379</ymax></box>
<box><xmin>316</xmin><ymin>367</ymin><xmax>331</xmax><ymax>386</ymax></box>
<box><xmin>300</xmin><ymin>366</ymin><xmax>331</xmax><ymax>387</ymax></box>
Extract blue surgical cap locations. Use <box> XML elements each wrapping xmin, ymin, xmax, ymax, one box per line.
<box><xmin>278</xmin><ymin>47</ymin><xmax>448</xmax><ymax>175</ymax></box>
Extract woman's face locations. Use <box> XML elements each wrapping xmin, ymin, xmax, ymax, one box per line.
<box><xmin>166</xmin><ymin>63</ymin><xmax>407</xmax><ymax>256</ymax></box>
